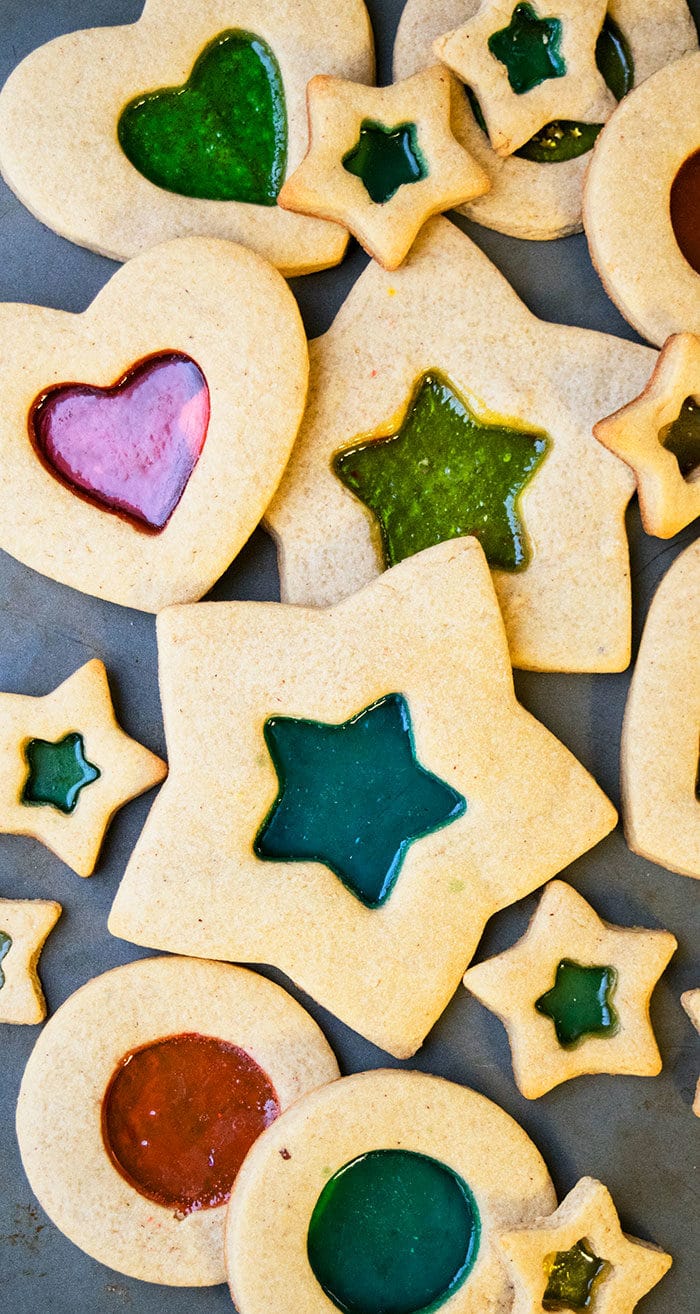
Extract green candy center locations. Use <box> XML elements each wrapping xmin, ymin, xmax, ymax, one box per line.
<box><xmin>543</xmin><ymin>1238</ymin><xmax>608</xmax><ymax>1310</ymax></box>
<box><xmin>343</xmin><ymin>120</ymin><xmax>428</xmax><ymax>204</ymax></box>
<box><xmin>307</xmin><ymin>1150</ymin><xmax>481</xmax><ymax>1314</ymax></box>
<box><xmin>535</xmin><ymin>959</ymin><xmax>618</xmax><ymax>1048</ymax></box>
<box><xmin>0</xmin><ymin>931</ymin><xmax>12</xmax><ymax>990</ymax></box>
<box><xmin>488</xmin><ymin>3</ymin><xmax>566</xmax><ymax>95</ymax></box>
<box><xmin>659</xmin><ymin>397</ymin><xmax>700</xmax><ymax>479</ymax></box>
<box><xmin>118</xmin><ymin>30</ymin><xmax>287</xmax><ymax>204</ymax></box>
<box><xmin>22</xmin><ymin>732</ymin><xmax>100</xmax><ymax>815</ymax></box>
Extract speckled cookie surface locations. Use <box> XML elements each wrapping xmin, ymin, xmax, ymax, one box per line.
<box><xmin>395</xmin><ymin>0</ymin><xmax>697</xmax><ymax>239</ymax></box>
<box><xmin>16</xmin><ymin>957</ymin><xmax>339</xmax><ymax>1286</ymax></box>
<box><xmin>0</xmin><ymin>897</ymin><xmax>61</xmax><ymax>1024</ymax></box>
<box><xmin>0</xmin><ymin>0</ymin><xmax>375</xmax><ymax>274</ymax></box>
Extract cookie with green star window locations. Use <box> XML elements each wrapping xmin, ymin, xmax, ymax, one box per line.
<box><xmin>266</xmin><ymin>216</ymin><xmax>657</xmax><ymax>673</ymax></box>
<box><xmin>109</xmin><ymin>538</ymin><xmax>616</xmax><ymax>1058</ymax></box>
<box><xmin>278</xmin><ymin>68</ymin><xmax>490</xmax><ymax>270</ymax></box>
<box><xmin>463</xmin><ymin>880</ymin><xmax>677</xmax><ymax>1098</ymax></box>
<box><xmin>0</xmin><ymin>897</ymin><xmax>61</xmax><ymax>1025</ymax></box>
<box><xmin>0</xmin><ymin>0</ymin><xmax>374</xmax><ymax>274</ymax></box>
<box><xmin>0</xmin><ymin>660</ymin><xmax>166</xmax><ymax>878</ymax></box>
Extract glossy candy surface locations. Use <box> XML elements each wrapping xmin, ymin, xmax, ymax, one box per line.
<box><xmin>343</xmin><ymin>120</ymin><xmax>427</xmax><ymax>204</ymax></box>
<box><xmin>660</xmin><ymin>396</ymin><xmax>700</xmax><ymax>478</ymax></box>
<box><xmin>543</xmin><ymin>1238</ymin><xmax>607</xmax><ymax>1310</ymax></box>
<box><xmin>670</xmin><ymin>149</ymin><xmax>700</xmax><ymax>276</ymax></box>
<box><xmin>22</xmin><ymin>733</ymin><xmax>100</xmax><ymax>815</ymax></box>
<box><xmin>535</xmin><ymin>959</ymin><xmax>618</xmax><ymax>1048</ymax></box>
<box><xmin>488</xmin><ymin>4</ymin><xmax>566</xmax><ymax>95</ymax></box>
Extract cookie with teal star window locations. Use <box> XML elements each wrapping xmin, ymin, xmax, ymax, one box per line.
<box><xmin>463</xmin><ymin>880</ymin><xmax>677</xmax><ymax>1098</ymax></box>
<box><xmin>0</xmin><ymin>0</ymin><xmax>374</xmax><ymax>274</ymax></box>
<box><xmin>266</xmin><ymin>217</ymin><xmax>657</xmax><ymax>673</ymax></box>
<box><xmin>496</xmin><ymin>1176</ymin><xmax>672</xmax><ymax>1314</ymax></box>
<box><xmin>0</xmin><ymin>897</ymin><xmax>61</xmax><ymax>1025</ymax></box>
<box><xmin>109</xmin><ymin>539</ymin><xmax>616</xmax><ymax>1058</ymax></box>
<box><xmin>0</xmin><ymin>660</ymin><xmax>166</xmax><ymax>878</ymax></box>
<box><xmin>278</xmin><ymin>68</ymin><xmax>490</xmax><ymax>270</ymax></box>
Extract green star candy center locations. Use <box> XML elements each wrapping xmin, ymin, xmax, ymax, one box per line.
<box><xmin>543</xmin><ymin>1238</ymin><xmax>608</xmax><ymax>1310</ymax></box>
<box><xmin>343</xmin><ymin>120</ymin><xmax>428</xmax><ymax>205</ymax></box>
<box><xmin>22</xmin><ymin>732</ymin><xmax>101</xmax><ymax>815</ymax></box>
<box><xmin>0</xmin><ymin>930</ymin><xmax>12</xmax><ymax>991</ymax></box>
<box><xmin>535</xmin><ymin>959</ymin><xmax>618</xmax><ymax>1048</ymax></box>
<box><xmin>488</xmin><ymin>4</ymin><xmax>566</xmax><ymax>95</ymax></box>
<box><xmin>659</xmin><ymin>396</ymin><xmax>700</xmax><ymax>479</ymax></box>
<box><xmin>333</xmin><ymin>371</ymin><xmax>549</xmax><ymax>572</ymax></box>
<box><xmin>254</xmin><ymin>692</ymin><xmax>466</xmax><ymax>908</ymax></box>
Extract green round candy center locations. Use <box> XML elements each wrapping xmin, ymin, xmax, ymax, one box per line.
<box><xmin>307</xmin><ymin>1149</ymin><xmax>480</xmax><ymax>1314</ymax></box>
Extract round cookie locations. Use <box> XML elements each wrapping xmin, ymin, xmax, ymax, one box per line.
<box><xmin>16</xmin><ymin>957</ymin><xmax>339</xmax><ymax>1286</ymax></box>
<box><xmin>225</xmin><ymin>1068</ymin><xmax>556</xmax><ymax>1314</ymax></box>
<box><xmin>394</xmin><ymin>0</ymin><xmax>698</xmax><ymax>240</ymax></box>
<box><xmin>584</xmin><ymin>52</ymin><xmax>700</xmax><ymax>346</ymax></box>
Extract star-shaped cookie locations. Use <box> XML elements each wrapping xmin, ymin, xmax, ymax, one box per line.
<box><xmin>496</xmin><ymin>1176</ymin><xmax>672</xmax><ymax>1314</ymax></box>
<box><xmin>434</xmin><ymin>1</ymin><xmax>615</xmax><ymax>157</ymax></box>
<box><xmin>681</xmin><ymin>989</ymin><xmax>700</xmax><ymax>1115</ymax></box>
<box><xmin>0</xmin><ymin>660</ymin><xmax>167</xmax><ymax>877</ymax></box>
<box><xmin>278</xmin><ymin>67</ymin><xmax>490</xmax><ymax>269</ymax></box>
<box><xmin>0</xmin><ymin>897</ymin><xmax>61</xmax><ymax>1024</ymax></box>
<box><xmin>463</xmin><ymin>880</ymin><xmax>676</xmax><ymax>1098</ymax></box>
<box><xmin>109</xmin><ymin>540</ymin><xmax>616</xmax><ymax>1058</ymax></box>
<box><xmin>594</xmin><ymin>333</ymin><xmax>700</xmax><ymax>538</ymax></box>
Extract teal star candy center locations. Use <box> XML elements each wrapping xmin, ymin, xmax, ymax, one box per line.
<box><xmin>22</xmin><ymin>732</ymin><xmax>101</xmax><ymax>815</ymax></box>
<box><xmin>543</xmin><ymin>1237</ymin><xmax>608</xmax><ymax>1311</ymax></box>
<box><xmin>333</xmin><ymin>372</ymin><xmax>549</xmax><ymax>572</ymax></box>
<box><xmin>488</xmin><ymin>4</ymin><xmax>566</xmax><ymax>95</ymax></box>
<box><xmin>0</xmin><ymin>930</ymin><xmax>11</xmax><ymax>991</ymax></box>
<box><xmin>253</xmin><ymin>692</ymin><xmax>467</xmax><ymax>908</ymax></box>
<box><xmin>535</xmin><ymin>958</ymin><xmax>618</xmax><ymax>1048</ymax></box>
<box><xmin>343</xmin><ymin>120</ymin><xmax>428</xmax><ymax>205</ymax></box>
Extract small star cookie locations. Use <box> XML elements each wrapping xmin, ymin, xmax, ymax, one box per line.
<box><xmin>0</xmin><ymin>897</ymin><xmax>61</xmax><ymax>1024</ymax></box>
<box><xmin>0</xmin><ymin>660</ymin><xmax>166</xmax><ymax>877</ymax></box>
<box><xmin>681</xmin><ymin>989</ymin><xmax>700</xmax><ymax>1115</ymax></box>
<box><xmin>464</xmin><ymin>880</ymin><xmax>676</xmax><ymax>1098</ymax></box>
<box><xmin>434</xmin><ymin>1</ymin><xmax>615</xmax><ymax>157</ymax></box>
<box><xmin>278</xmin><ymin>67</ymin><xmax>490</xmax><ymax>269</ymax></box>
<box><xmin>496</xmin><ymin>1176</ymin><xmax>672</xmax><ymax>1314</ymax></box>
<box><xmin>594</xmin><ymin>334</ymin><xmax>700</xmax><ymax>539</ymax></box>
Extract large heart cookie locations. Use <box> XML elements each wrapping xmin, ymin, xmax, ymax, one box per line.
<box><xmin>0</xmin><ymin>237</ymin><xmax>308</xmax><ymax>612</ymax></box>
<box><xmin>0</xmin><ymin>0</ymin><xmax>374</xmax><ymax>274</ymax></box>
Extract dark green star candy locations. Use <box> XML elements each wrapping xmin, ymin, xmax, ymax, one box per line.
<box><xmin>22</xmin><ymin>732</ymin><xmax>101</xmax><ymax>815</ymax></box>
<box><xmin>0</xmin><ymin>930</ymin><xmax>12</xmax><ymax>991</ymax></box>
<box><xmin>543</xmin><ymin>1238</ymin><xmax>608</xmax><ymax>1310</ymax></box>
<box><xmin>333</xmin><ymin>372</ymin><xmax>549</xmax><ymax>572</ymax></box>
<box><xmin>343</xmin><ymin>120</ymin><xmax>428</xmax><ymax>205</ymax></box>
<box><xmin>254</xmin><ymin>692</ymin><xmax>466</xmax><ymax>908</ymax></box>
<box><xmin>535</xmin><ymin>959</ymin><xmax>618</xmax><ymax>1048</ymax></box>
<box><xmin>488</xmin><ymin>4</ymin><xmax>566</xmax><ymax>95</ymax></box>
<box><xmin>659</xmin><ymin>396</ymin><xmax>700</xmax><ymax>478</ymax></box>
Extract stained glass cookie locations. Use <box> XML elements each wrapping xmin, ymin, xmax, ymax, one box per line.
<box><xmin>0</xmin><ymin>897</ymin><xmax>61</xmax><ymax>1025</ymax></box>
<box><xmin>681</xmin><ymin>989</ymin><xmax>700</xmax><ymax>1115</ymax></box>
<box><xmin>0</xmin><ymin>0</ymin><xmax>375</xmax><ymax>274</ymax></box>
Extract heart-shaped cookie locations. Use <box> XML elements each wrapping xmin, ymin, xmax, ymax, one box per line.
<box><xmin>0</xmin><ymin>237</ymin><xmax>308</xmax><ymax>612</ymax></box>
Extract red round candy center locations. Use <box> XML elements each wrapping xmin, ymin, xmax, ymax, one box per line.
<box><xmin>670</xmin><ymin>148</ymin><xmax>700</xmax><ymax>276</ymax></box>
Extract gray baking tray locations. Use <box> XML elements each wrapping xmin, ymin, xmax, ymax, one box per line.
<box><xmin>0</xmin><ymin>2</ymin><xmax>698</xmax><ymax>1311</ymax></box>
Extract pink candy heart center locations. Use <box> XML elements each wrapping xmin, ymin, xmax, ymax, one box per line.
<box><xmin>30</xmin><ymin>352</ymin><xmax>210</xmax><ymax>531</ymax></box>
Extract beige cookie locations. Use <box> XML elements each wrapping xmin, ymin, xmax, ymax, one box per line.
<box><xmin>109</xmin><ymin>540</ymin><xmax>616</xmax><ymax>1058</ymax></box>
<box><xmin>395</xmin><ymin>0</ymin><xmax>698</xmax><ymax>240</ymax></box>
<box><xmin>0</xmin><ymin>0</ymin><xmax>375</xmax><ymax>275</ymax></box>
<box><xmin>266</xmin><ymin>217</ymin><xmax>655</xmax><ymax>673</ymax></box>
<box><xmin>621</xmin><ymin>540</ymin><xmax>699</xmax><ymax>878</ymax></box>
<box><xmin>0</xmin><ymin>660</ymin><xmax>166</xmax><ymax>878</ymax></box>
<box><xmin>496</xmin><ymin>1177</ymin><xmax>672</xmax><ymax>1314</ymax></box>
<box><xmin>278</xmin><ymin>67</ymin><xmax>490</xmax><ymax>269</ymax></box>
<box><xmin>463</xmin><ymin>880</ymin><xmax>677</xmax><ymax>1099</ymax></box>
<box><xmin>594</xmin><ymin>334</ymin><xmax>700</xmax><ymax>538</ymax></box>
<box><xmin>584</xmin><ymin>52</ymin><xmax>700</xmax><ymax>346</ymax></box>
<box><xmin>0</xmin><ymin>236</ymin><xmax>307</xmax><ymax>613</ymax></box>
<box><xmin>16</xmin><ymin>956</ymin><xmax>339</xmax><ymax>1285</ymax></box>
<box><xmin>226</xmin><ymin>1069</ymin><xmax>557</xmax><ymax>1314</ymax></box>
<box><xmin>0</xmin><ymin>898</ymin><xmax>61</xmax><ymax>1025</ymax></box>
<box><xmin>681</xmin><ymin>989</ymin><xmax>700</xmax><ymax>1115</ymax></box>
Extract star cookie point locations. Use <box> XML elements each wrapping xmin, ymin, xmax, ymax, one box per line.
<box><xmin>0</xmin><ymin>897</ymin><xmax>61</xmax><ymax>1025</ymax></box>
<box><xmin>681</xmin><ymin>988</ymin><xmax>700</xmax><ymax>1115</ymax></box>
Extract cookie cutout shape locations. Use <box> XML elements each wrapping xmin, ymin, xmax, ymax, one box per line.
<box><xmin>0</xmin><ymin>237</ymin><xmax>307</xmax><ymax>612</ymax></box>
<box><xmin>16</xmin><ymin>957</ymin><xmax>338</xmax><ymax>1285</ymax></box>
<box><xmin>109</xmin><ymin>540</ymin><xmax>616</xmax><ymax>1058</ymax></box>
<box><xmin>0</xmin><ymin>660</ymin><xmax>166</xmax><ymax>878</ymax></box>
<box><xmin>584</xmin><ymin>52</ymin><xmax>700</xmax><ymax>346</ymax></box>
<box><xmin>463</xmin><ymin>880</ymin><xmax>677</xmax><ymax>1098</ymax></box>
<box><xmin>278</xmin><ymin>68</ymin><xmax>490</xmax><ymax>269</ymax></box>
<box><xmin>496</xmin><ymin>1177</ymin><xmax>672</xmax><ymax>1314</ymax></box>
<box><xmin>681</xmin><ymin>989</ymin><xmax>700</xmax><ymax>1115</ymax></box>
<box><xmin>594</xmin><ymin>334</ymin><xmax>700</xmax><ymax>539</ymax></box>
<box><xmin>621</xmin><ymin>540</ymin><xmax>700</xmax><ymax>878</ymax></box>
<box><xmin>434</xmin><ymin>0</ymin><xmax>614</xmax><ymax>158</ymax></box>
<box><xmin>225</xmin><ymin>1069</ymin><xmax>557</xmax><ymax>1314</ymax></box>
<box><xmin>0</xmin><ymin>898</ymin><xmax>61</xmax><ymax>1025</ymax></box>
<box><xmin>267</xmin><ymin>217</ymin><xmax>655</xmax><ymax>673</ymax></box>
<box><xmin>395</xmin><ymin>0</ymin><xmax>697</xmax><ymax>240</ymax></box>
<box><xmin>0</xmin><ymin>0</ymin><xmax>374</xmax><ymax>275</ymax></box>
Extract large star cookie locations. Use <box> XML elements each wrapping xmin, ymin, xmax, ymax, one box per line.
<box><xmin>109</xmin><ymin>540</ymin><xmax>616</xmax><ymax>1057</ymax></box>
<box><xmin>463</xmin><ymin>880</ymin><xmax>677</xmax><ymax>1098</ymax></box>
<box><xmin>0</xmin><ymin>660</ymin><xmax>166</xmax><ymax>877</ymax></box>
<box><xmin>681</xmin><ymin>989</ymin><xmax>700</xmax><ymax>1115</ymax></box>
<box><xmin>279</xmin><ymin>67</ymin><xmax>490</xmax><ymax>269</ymax></box>
<box><xmin>266</xmin><ymin>217</ymin><xmax>655</xmax><ymax>673</ymax></box>
<box><xmin>0</xmin><ymin>897</ymin><xmax>61</xmax><ymax>1024</ymax></box>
